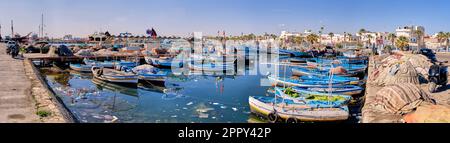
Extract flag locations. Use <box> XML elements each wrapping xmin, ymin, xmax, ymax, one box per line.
<box><xmin>146</xmin><ymin>28</ymin><xmax>157</xmax><ymax>39</ymax></box>
<box><xmin>151</xmin><ymin>28</ymin><xmax>157</xmax><ymax>37</ymax></box>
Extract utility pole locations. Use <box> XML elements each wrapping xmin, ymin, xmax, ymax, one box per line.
<box><xmin>41</xmin><ymin>14</ymin><xmax>44</xmax><ymax>38</ymax></box>
<box><xmin>11</xmin><ymin>20</ymin><xmax>14</xmax><ymax>38</ymax></box>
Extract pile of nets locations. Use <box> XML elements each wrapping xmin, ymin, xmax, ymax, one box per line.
<box><xmin>369</xmin><ymin>52</ymin><xmax>432</xmax><ymax>86</ymax></box>
<box><xmin>74</xmin><ymin>49</ymin><xmax>94</xmax><ymax>56</ymax></box>
<box><xmin>94</xmin><ymin>48</ymin><xmax>118</xmax><ymax>57</ymax></box>
<box><xmin>362</xmin><ymin>83</ymin><xmax>436</xmax><ymax>123</ymax></box>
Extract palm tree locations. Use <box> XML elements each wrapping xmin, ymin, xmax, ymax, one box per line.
<box><xmin>346</xmin><ymin>33</ymin><xmax>353</xmax><ymax>42</ymax></box>
<box><xmin>293</xmin><ymin>36</ymin><xmax>304</xmax><ymax>45</ymax></box>
<box><xmin>414</xmin><ymin>30</ymin><xmax>424</xmax><ymax>51</ymax></box>
<box><xmin>387</xmin><ymin>33</ymin><xmax>397</xmax><ymax>46</ymax></box>
<box><xmin>328</xmin><ymin>32</ymin><xmax>334</xmax><ymax>45</ymax></box>
<box><xmin>437</xmin><ymin>32</ymin><xmax>447</xmax><ymax>51</ymax></box>
<box><xmin>396</xmin><ymin>36</ymin><xmax>409</xmax><ymax>51</ymax></box>
<box><xmin>343</xmin><ymin>32</ymin><xmax>347</xmax><ymax>42</ymax></box>
<box><xmin>367</xmin><ymin>34</ymin><xmax>373</xmax><ymax>48</ymax></box>
<box><xmin>306</xmin><ymin>34</ymin><xmax>319</xmax><ymax>45</ymax></box>
<box><xmin>446</xmin><ymin>32</ymin><xmax>450</xmax><ymax>52</ymax></box>
<box><xmin>358</xmin><ymin>29</ymin><xmax>366</xmax><ymax>46</ymax></box>
<box><xmin>319</xmin><ymin>26</ymin><xmax>325</xmax><ymax>41</ymax></box>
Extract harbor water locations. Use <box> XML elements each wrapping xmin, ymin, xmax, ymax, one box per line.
<box><xmin>40</xmin><ymin>54</ymin><xmax>364</xmax><ymax>123</ymax></box>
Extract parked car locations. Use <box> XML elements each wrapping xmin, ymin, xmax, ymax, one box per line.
<box><xmin>6</xmin><ymin>41</ymin><xmax>16</xmax><ymax>47</ymax></box>
<box><xmin>418</xmin><ymin>48</ymin><xmax>437</xmax><ymax>62</ymax></box>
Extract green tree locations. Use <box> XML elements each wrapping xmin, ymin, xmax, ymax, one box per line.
<box><xmin>396</xmin><ymin>36</ymin><xmax>409</xmax><ymax>51</ymax></box>
<box><xmin>358</xmin><ymin>29</ymin><xmax>367</xmax><ymax>46</ymax></box>
<box><xmin>367</xmin><ymin>34</ymin><xmax>373</xmax><ymax>47</ymax></box>
<box><xmin>306</xmin><ymin>34</ymin><xmax>319</xmax><ymax>45</ymax></box>
<box><xmin>292</xmin><ymin>36</ymin><xmax>304</xmax><ymax>45</ymax></box>
<box><xmin>387</xmin><ymin>33</ymin><xmax>397</xmax><ymax>47</ymax></box>
<box><xmin>328</xmin><ymin>32</ymin><xmax>334</xmax><ymax>45</ymax></box>
<box><xmin>335</xmin><ymin>43</ymin><xmax>343</xmax><ymax>49</ymax></box>
<box><xmin>414</xmin><ymin>30</ymin><xmax>424</xmax><ymax>51</ymax></box>
<box><xmin>384</xmin><ymin>45</ymin><xmax>393</xmax><ymax>54</ymax></box>
<box><xmin>437</xmin><ymin>32</ymin><xmax>447</xmax><ymax>51</ymax></box>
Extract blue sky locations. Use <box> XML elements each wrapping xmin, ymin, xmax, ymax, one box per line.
<box><xmin>1</xmin><ymin>0</ymin><xmax>449</xmax><ymax>37</ymax></box>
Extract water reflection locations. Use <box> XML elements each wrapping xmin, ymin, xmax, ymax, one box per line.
<box><xmin>41</xmin><ymin>54</ymin><xmax>299</xmax><ymax>123</ymax></box>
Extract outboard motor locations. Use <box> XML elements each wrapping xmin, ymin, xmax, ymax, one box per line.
<box><xmin>428</xmin><ymin>61</ymin><xmax>448</xmax><ymax>93</ymax></box>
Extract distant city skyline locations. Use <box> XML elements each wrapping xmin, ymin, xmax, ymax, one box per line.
<box><xmin>1</xmin><ymin>0</ymin><xmax>450</xmax><ymax>38</ymax></box>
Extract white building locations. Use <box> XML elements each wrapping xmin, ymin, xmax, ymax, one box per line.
<box><xmin>320</xmin><ymin>34</ymin><xmax>345</xmax><ymax>45</ymax></box>
<box><xmin>395</xmin><ymin>26</ymin><xmax>425</xmax><ymax>48</ymax></box>
<box><xmin>279</xmin><ymin>31</ymin><xmax>302</xmax><ymax>39</ymax></box>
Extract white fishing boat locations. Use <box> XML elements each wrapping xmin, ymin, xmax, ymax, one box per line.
<box><xmin>91</xmin><ymin>66</ymin><xmax>138</xmax><ymax>86</ymax></box>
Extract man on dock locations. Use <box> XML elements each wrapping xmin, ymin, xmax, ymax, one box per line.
<box><xmin>11</xmin><ymin>43</ymin><xmax>19</xmax><ymax>58</ymax></box>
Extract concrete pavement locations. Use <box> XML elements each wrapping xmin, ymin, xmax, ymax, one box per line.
<box><xmin>0</xmin><ymin>43</ymin><xmax>39</xmax><ymax>123</ymax></box>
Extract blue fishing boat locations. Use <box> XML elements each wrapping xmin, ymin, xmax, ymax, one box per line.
<box><xmin>69</xmin><ymin>63</ymin><xmax>92</xmax><ymax>72</ymax></box>
<box><xmin>274</xmin><ymin>87</ymin><xmax>352</xmax><ymax>106</ymax></box>
<box><xmin>249</xmin><ymin>96</ymin><xmax>350</xmax><ymax>122</ymax></box>
<box><xmin>131</xmin><ymin>65</ymin><xmax>167</xmax><ymax>83</ymax></box>
<box><xmin>291</xmin><ymin>67</ymin><xmax>360</xmax><ymax>77</ymax></box>
<box><xmin>279</xmin><ymin>49</ymin><xmax>311</xmax><ymax>57</ymax></box>
<box><xmin>83</xmin><ymin>58</ymin><xmax>116</xmax><ymax>68</ymax></box>
<box><xmin>268</xmin><ymin>75</ymin><xmax>346</xmax><ymax>87</ymax></box>
<box><xmin>145</xmin><ymin>56</ymin><xmax>183</xmax><ymax>68</ymax></box>
<box><xmin>299</xmin><ymin>75</ymin><xmax>361</xmax><ymax>85</ymax></box>
<box><xmin>91</xmin><ymin>66</ymin><xmax>138</xmax><ymax>86</ymax></box>
<box><xmin>292</xmin><ymin>85</ymin><xmax>364</xmax><ymax>96</ymax></box>
<box><xmin>289</xmin><ymin>57</ymin><xmax>309</xmax><ymax>63</ymax></box>
<box><xmin>188</xmin><ymin>62</ymin><xmax>235</xmax><ymax>72</ymax></box>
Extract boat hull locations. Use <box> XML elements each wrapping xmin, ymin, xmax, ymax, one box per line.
<box><xmin>249</xmin><ymin>96</ymin><xmax>349</xmax><ymax>122</ymax></box>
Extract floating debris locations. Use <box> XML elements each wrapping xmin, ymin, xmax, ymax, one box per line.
<box><xmin>196</xmin><ymin>108</ymin><xmax>214</xmax><ymax>113</ymax></box>
<box><xmin>232</xmin><ymin>107</ymin><xmax>238</xmax><ymax>111</ymax></box>
<box><xmin>186</xmin><ymin>102</ymin><xmax>193</xmax><ymax>106</ymax></box>
<box><xmin>220</xmin><ymin>106</ymin><xmax>227</xmax><ymax>109</ymax></box>
<box><xmin>198</xmin><ymin>113</ymin><xmax>209</xmax><ymax>119</ymax></box>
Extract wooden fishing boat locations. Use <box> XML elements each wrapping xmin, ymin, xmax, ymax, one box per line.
<box><xmin>249</xmin><ymin>96</ymin><xmax>349</xmax><ymax>122</ymax></box>
<box><xmin>188</xmin><ymin>62</ymin><xmax>235</xmax><ymax>72</ymax></box>
<box><xmin>145</xmin><ymin>56</ymin><xmax>182</xmax><ymax>68</ymax></box>
<box><xmin>268</xmin><ymin>75</ymin><xmax>346</xmax><ymax>87</ymax></box>
<box><xmin>279</xmin><ymin>49</ymin><xmax>311</xmax><ymax>57</ymax></box>
<box><xmin>289</xmin><ymin>57</ymin><xmax>308</xmax><ymax>63</ymax></box>
<box><xmin>291</xmin><ymin>67</ymin><xmax>359</xmax><ymax>77</ymax></box>
<box><xmin>131</xmin><ymin>65</ymin><xmax>167</xmax><ymax>83</ymax></box>
<box><xmin>299</xmin><ymin>75</ymin><xmax>362</xmax><ymax>85</ymax></box>
<box><xmin>274</xmin><ymin>87</ymin><xmax>352</xmax><ymax>106</ymax></box>
<box><xmin>83</xmin><ymin>58</ymin><xmax>115</xmax><ymax>68</ymax></box>
<box><xmin>292</xmin><ymin>85</ymin><xmax>364</xmax><ymax>96</ymax></box>
<box><xmin>70</xmin><ymin>63</ymin><xmax>92</xmax><ymax>72</ymax></box>
<box><xmin>92</xmin><ymin>78</ymin><xmax>139</xmax><ymax>97</ymax></box>
<box><xmin>91</xmin><ymin>66</ymin><xmax>138</xmax><ymax>86</ymax></box>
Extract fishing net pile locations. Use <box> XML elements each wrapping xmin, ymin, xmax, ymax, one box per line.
<box><xmin>70</xmin><ymin>46</ymin><xmax>82</xmax><ymax>53</ymax></box>
<box><xmin>47</xmin><ymin>45</ymin><xmax>58</xmax><ymax>57</ymax></box>
<box><xmin>94</xmin><ymin>48</ymin><xmax>117</xmax><ymax>57</ymax></box>
<box><xmin>369</xmin><ymin>52</ymin><xmax>432</xmax><ymax>86</ymax></box>
<box><xmin>362</xmin><ymin>83</ymin><xmax>436</xmax><ymax>123</ymax></box>
<box><xmin>74</xmin><ymin>49</ymin><xmax>94</xmax><ymax>56</ymax></box>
